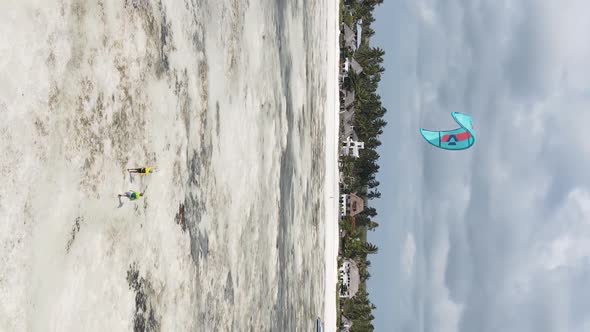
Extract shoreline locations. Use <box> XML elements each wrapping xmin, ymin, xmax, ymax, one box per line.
<box><xmin>323</xmin><ymin>0</ymin><xmax>340</xmax><ymax>331</ymax></box>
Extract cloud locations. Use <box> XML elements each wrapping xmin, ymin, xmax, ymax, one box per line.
<box><xmin>402</xmin><ymin>233</ymin><xmax>416</xmax><ymax>277</ymax></box>
<box><xmin>372</xmin><ymin>0</ymin><xmax>590</xmax><ymax>331</ymax></box>
<box><xmin>416</xmin><ymin>0</ymin><xmax>436</xmax><ymax>25</ymax></box>
<box><xmin>534</xmin><ymin>189</ymin><xmax>590</xmax><ymax>270</ymax></box>
<box><xmin>426</xmin><ymin>227</ymin><xmax>463</xmax><ymax>332</ymax></box>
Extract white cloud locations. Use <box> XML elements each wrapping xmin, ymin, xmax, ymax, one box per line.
<box><xmin>416</xmin><ymin>0</ymin><xmax>436</xmax><ymax>25</ymax></box>
<box><xmin>372</xmin><ymin>0</ymin><xmax>590</xmax><ymax>331</ymax></box>
<box><xmin>401</xmin><ymin>233</ymin><xmax>416</xmax><ymax>277</ymax></box>
<box><xmin>536</xmin><ymin>189</ymin><xmax>590</xmax><ymax>270</ymax></box>
<box><xmin>428</xmin><ymin>229</ymin><xmax>463</xmax><ymax>332</ymax></box>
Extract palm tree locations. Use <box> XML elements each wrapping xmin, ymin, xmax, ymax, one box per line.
<box><xmin>364</xmin><ymin>242</ymin><xmax>378</xmax><ymax>254</ymax></box>
<box><xmin>367</xmin><ymin>220</ymin><xmax>380</xmax><ymax>231</ymax></box>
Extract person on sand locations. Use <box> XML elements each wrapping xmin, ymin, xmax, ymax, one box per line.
<box><xmin>118</xmin><ymin>191</ymin><xmax>144</xmax><ymax>201</ymax></box>
<box><xmin>127</xmin><ymin>167</ymin><xmax>157</xmax><ymax>175</ymax></box>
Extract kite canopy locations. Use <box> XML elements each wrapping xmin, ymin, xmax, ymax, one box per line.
<box><xmin>420</xmin><ymin>112</ymin><xmax>475</xmax><ymax>150</ymax></box>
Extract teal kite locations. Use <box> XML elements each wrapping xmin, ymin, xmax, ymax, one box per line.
<box><xmin>420</xmin><ymin>112</ymin><xmax>475</xmax><ymax>150</ymax></box>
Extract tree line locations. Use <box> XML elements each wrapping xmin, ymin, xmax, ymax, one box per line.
<box><xmin>339</xmin><ymin>0</ymin><xmax>385</xmax><ymax>331</ymax></box>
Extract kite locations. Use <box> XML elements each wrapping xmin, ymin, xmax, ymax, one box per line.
<box><xmin>420</xmin><ymin>112</ymin><xmax>475</xmax><ymax>150</ymax></box>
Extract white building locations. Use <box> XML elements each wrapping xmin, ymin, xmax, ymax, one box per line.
<box><xmin>339</xmin><ymin>194</ymin><xmax>347</xmax><ymax>217</ymax></box>
<box><xmin>339</xmin><ymin>259</ymin><xmax>360</xmax><ymax>298</ymax></box>
<box><xmin>342</xmin><ymin>57</ymin><xmax>350</xmax><ymax>73</ymax></box>
<box><xmin>340</xmin><ymin>135</ymin><xmax>365</xmax><ymax>158</ymax></box>
<box><xmin>339</xmin><ymin>58</ymin><xmax>350</xmax><ymax>86</ymax></box>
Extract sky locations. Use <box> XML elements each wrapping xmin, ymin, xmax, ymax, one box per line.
<box><xmin>367</xmin><ymin>0</ymin><xmax>590</xmax><ymax>331</ymax></box>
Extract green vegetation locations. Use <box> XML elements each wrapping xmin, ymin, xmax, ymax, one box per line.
<box><xmin>337</xmin><ymin>0</ymin><xmax>385</xmax><ymax>331</ymax></box>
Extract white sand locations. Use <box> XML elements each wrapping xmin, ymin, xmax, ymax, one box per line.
<box><xmin>323</xmin><ymin>1</ymin><xmax>341</xmax><ymax>331</ymax></box>
<box><xmin>0</xmin><ymin>1</ymin><xmax>340</xmax><ymax>330</ymax></box>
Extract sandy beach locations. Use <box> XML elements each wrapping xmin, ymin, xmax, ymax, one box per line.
<box><xmin>323</xmin><ymin>1</ymin><xmax>341</xmax><ymax>331</ymax></box>
<box><xmin>0</xmin><ymin>1</ymin><xmax>340</xmax><ymax>330</ymax></box>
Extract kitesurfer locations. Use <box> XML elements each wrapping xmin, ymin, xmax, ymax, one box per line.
<box><xmin>118</xmin><ymin>191</ymin><xmax>144</xmax><ymax>201</ymax></box>
<box><xmin>127</xmin><ymin>167</ymin><xmax>156</xmax><ymax>175</ymax></box>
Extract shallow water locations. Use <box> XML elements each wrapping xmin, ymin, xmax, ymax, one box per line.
<box><xmin>0</xmin><ymin>0</ymin><xmax>332</xmax><ymax>330</ymax></box>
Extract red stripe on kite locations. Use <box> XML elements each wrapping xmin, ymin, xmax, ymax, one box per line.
<box><xmin>442</xmin><ymin>131</ymin><xmax>471</xmax><ymax>142</ymax></box>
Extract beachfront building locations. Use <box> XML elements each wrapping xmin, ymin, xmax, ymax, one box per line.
<box><xmin>340</xmin><ymin>135</ymin><xmax>365</xmax><ymax>158</ymax></box>
<box><xmin>349</xmin><ymin>57</ymin><xmax>363</xmax><ymax>75</ymax></box>
<box><xmin>339</xmin><ymin>58</ymin><xmax>350</xmax><ymax>86</ymax></box>
<box><xmin>342</xmin><ymin>23</ymin><xmax>357</xmax><ymax>52</ymax></box>
<box><xmin>348</xmin><ymin>193</ymin><xmax>364</xmax><ymax>216</ymax></box>
<box><xmin>341</xmin><ymin>57</ymin><xmax>363</xmax><ymax>77</ymax></box>
<box><xmin>341</xmin><ymin>19</ymin><xmax>363</xmax><ymax>52</ymax></box>
<box><xmin>339</xmin><ymin>89</ymin><xmax>355</xmax><ymax>112</ymax></box>
<box><xmin>339</xmin><ymin>259</ymin><xmax>360</xmax><ymax>298</ymax></box>
<box><xmin>339</xmin><ymin>194</ymin><xmax>347</xmax><ymax>217</ymax></box>
<box><xmin>342</xmin><ymin>57</ymin><xmax>350</xmax><ymax>74</ymax></box>
<box><xmin>340</xmin><ymin>193</ymin><xmax>364</xmax><ymax>217</ymax></box>
<box><xmin>340</xmin><ymin>316</ymin><xmax>353</xmax><ymax>332</ymax></box>
<box><xmin>341</xmin><ymin>107</ymin><xmax>357</xmax><ymax>139</ymax></box>
<box><xmin>341</xmin><ymin>106</ymin><xmax>353</xmax><ymax>126</ymax></box>
<box><xmin>340</xmin><ymin>104</ymin><xmax>361</xmax><ymax>153</ymax></box>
